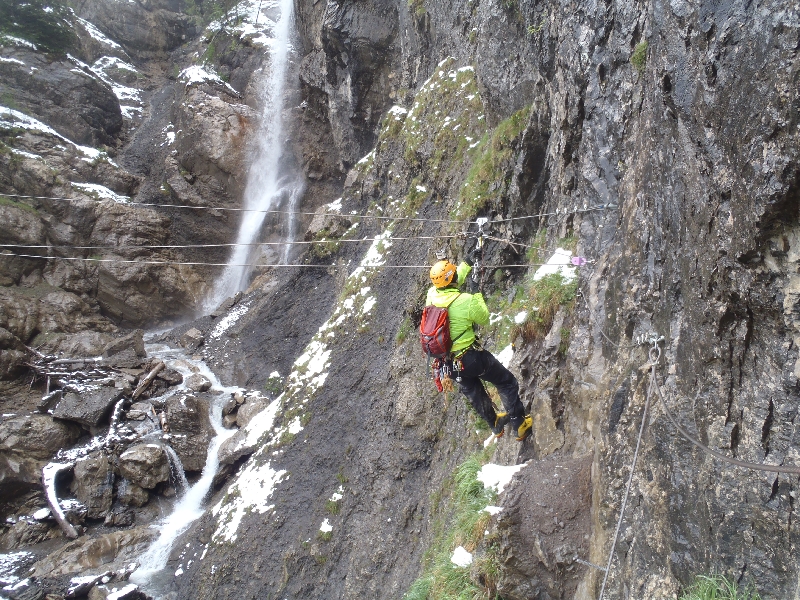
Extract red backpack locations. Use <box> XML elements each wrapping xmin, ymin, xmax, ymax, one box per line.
<box><xmin>419</xmin><ymin>294</ymin><xmax>463</xmax><ymax>358</ymax></box>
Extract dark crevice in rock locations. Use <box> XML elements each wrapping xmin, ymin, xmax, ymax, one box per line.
<box><xmin>761</xmin><ymin>397</ymin><xmax>774</xmax><ymax>455</ymax></box>
<box><xmin>730</xmin><ymin>419</ymin><xmax>740</xmax><ymax>454</ymax></box>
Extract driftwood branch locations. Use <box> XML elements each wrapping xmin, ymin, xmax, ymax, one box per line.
<box><xmin>132</xmin><ymin>361</ymin><xmax>164</xmax><ymax>400</ymax></box>
<box><xmin>42</xmin><ymin>462</ymin><xmax>79</xmax><ymax>539</ymax></box>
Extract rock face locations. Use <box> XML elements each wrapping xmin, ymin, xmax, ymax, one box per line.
<box><xmin>493</xmin><ymin>455</ymin><xmax>593</xmax><ymax>600</ymax></box>
<box><xmin>30</xmin><ymin>526</ymin><xmax>158</xmax><ymax>577</ymax></box>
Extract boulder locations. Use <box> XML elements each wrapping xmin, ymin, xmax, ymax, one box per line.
<box><xmin>0</xmin><ymin>454</ymin><xmax>44</xmax><ymax>502</ymax></box>
<box><xmin>493</xmin><ymin>455</ymin><xmax>592</xmax><ymax>600</ymax></box>
<box><xmin>117</xmin><ymin>444</ymin><xmax>169</xmax><ymax>490</ymax></box>
<box><xmin>71</xmin><ymin>452</ymin><xmax>114</xmax><ymax>519</ymax></box>
<box><xmin>52</xmin><ymin>388</ymin><xmax>125</xmax><ymax>428</ymax></box>
<box><xmin>184</xmin><ymin>373</ymin><xmax>211</xmax><ymax>392</ymax></box>
<box><xmin>222</xmin><ymin>414</ymin><xmax>238</xmax><ymax>429</ymax></box>
<box><xmin>164</xmin><ymin>394</ymin><xmax>213</xmax><ymax>472</ymax></box>
<box><xmin>104</xmin><ymin>508</ymin><xmax>135</xmax><ymax>527</ymax></box>
<box><xmin>0</xmin><ymin>518</ymin><xmax>60</xmax><ymax>551</ymax></box>
<box><xmin>222</xmin><ymin>397</ymin><xmax>238</xmax><ymax>417</ymax></box>
<box><xmin>156</xmin><ymin>367</ymin><xmax>184</xmax><ymax>386</ymax></box>
<box><xmin>89</xmin><ymin>583</ymin><xmax>147</xmax><ymax>600</ymax></box>
<box><xmin>103</xmin><ymin>330</ymin><xmax>145</xmax><ymax>359</ymax></box>
<box><xmin>0</xmin><ymin>414</ymin><xmax>81</xmax><ymax>460</ymax></box>
<box><xmin>210</xmin><ymin>291</ymin><xmax>243</xmax><ymax>318</ymax></box>
<box><xmin>180</xmin><ymin>327</ymin><xmax>204</xmax><ymax>351</ymax></box>
<box><xmin>236</xmin><ymin>397</ymin><xmax>269</xmax><ymax>428</ymax></box>
<box><xmin>103</xmin><ymin>348</ymin><xmax>144</xmax><ymax>369</ymax></box>
<box><xmin>30</xmin><ymin>526</ymin><xmax>159</xmax><ymax>577</ymax></box>
<box><xmin>115</xmin><ymin>478</ymin><xmax>149</xmax><ymax>507</ymax></box>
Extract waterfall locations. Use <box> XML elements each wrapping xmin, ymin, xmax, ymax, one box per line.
<box><xmin>130</xmin><ymin>344</ymin><xmax>238</xmax><ymax>592</ymax></box>
<box><xmin>208</xmin><ymin>0</ymin><xmax>303</xmax><ymax>310</ymax></box>
<box><xmin>163</xmin><ymin>445</ymin><xmax>189</xmax><ymax>497</ymax></box>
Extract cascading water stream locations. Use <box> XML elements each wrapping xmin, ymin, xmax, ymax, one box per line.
<box><xmin>130</xmin><ymin>344</ymin><xmax>239</xmax><ymax>594</ymax></box>
<box><xmin>208</xmin><ymin>0</ymin><xmax>303</xmax><ymax>310</ymax></box>
<box><xmin>163</xmin><ymin>445</ymin><xmax>189</xmax><ymax>497</ymax></box>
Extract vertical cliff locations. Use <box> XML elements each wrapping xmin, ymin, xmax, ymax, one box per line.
<box><xmin>178</xmin><ymin>0</ymin><xmax>799</xmax><ymax>598</ymax></box>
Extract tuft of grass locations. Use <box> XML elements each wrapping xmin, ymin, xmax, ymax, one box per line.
<box><xmin>403</xmin><ymin>446</ymin><xmax>502</xmax><ymax>600</ymax></box>
<box><xmin>527</xmin><ymin>17</ymin><xmax>546</xmax><ymax>35</ymax></box>
<box><xmin>318</xmin><ymin>531</ymin><xmax>332</xmax><ymax>542</ymax></box>
<box><xmin>511</xmin><ymin>272</ymin><xmax>578</xmax><ymax>342</ymax></box>
<box><xmin>396</xmin><ymin>315</ymin><xmax>412</xmax><ymax>345</ymax></box>
<box><xmin>631</xmin><ymin>41</ymin><xmax>648</xmax><ymax>74</ymax></box>
<box><xmin>0</xmin><ymin>0</ymin><xmax>77</xmax><ymax>55</ymax></box>
<box><xmin>454</xmin><ymin>106</ymin><xmax>529</xmax><ymax>221</ymax></box>
<box><xmin>679</xmin><ymin>574</ymin><xmax>762</xmax><ymax>600</ymax></box>
<box><xmin>525</xmin><ymin>229</ymin><xmax>547</xmax><ymax>264</ymax></box>
<box><xmin>408</xmin><ymin>0</ymin><xmax>426</xmax><ymax>17</ymax></box>
<box><xmin>325</xmin><ymin>500</ymin><xmax>341</xmax><ymax>515</ymax></box>
<box><xmin>0</xmin><ymin>195</ymin><xmax>39</xmax><ymax>216</ymax></box>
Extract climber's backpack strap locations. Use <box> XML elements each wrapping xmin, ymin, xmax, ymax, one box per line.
<box><xmin>419</xmin><ymin>293</ymin><xmax>463</xmax><ymax>359</ymax></box>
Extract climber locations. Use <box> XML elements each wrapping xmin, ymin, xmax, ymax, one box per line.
<box><xmin>426</xmin><ymin>251</ymin><xmax>532</xmax><ymax>441</ymax></box>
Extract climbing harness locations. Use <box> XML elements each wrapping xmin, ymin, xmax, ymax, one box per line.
<box><xmin>432</xmin><ymin>358</ymin><xmax>455</xmax><ymax>393</ymax></box>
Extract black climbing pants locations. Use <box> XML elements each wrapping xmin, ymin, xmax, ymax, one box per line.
<box><xmin>456</xmin><ymin>348</ymin><xmax>524</xmax><ymax>429</ymax></box>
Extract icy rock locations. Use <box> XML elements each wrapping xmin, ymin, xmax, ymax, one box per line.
<box><xmin>180</xmin><ymin>327</ymin><xmax>204</xmax><ymax>351</ymax></box>
<box><xmin>234</xmin><ymin>391</ymin><xmax>245</xmax><ymax>405</ymax></box>
<box><xmin>52</xmin><ymin>389</ymin><xmax>125</xmax><ymax>428</ymax></box>
<box><xmin>222</xmin><ymin>397</ymin><xmax>238</xmax><ymax>417</ymax></box>
<box><xmin>117</xmin><ymin>444</ymin><xmax>169</xmax><ymax>490</ymax></box>
<box><xmin>66</xmin><ymin>572</ymin><xmax>108</xmax><ymax>599</ymax></box>
<box><xmin>1</xmin><ymin>519</ymin><xmax>59</xmax><ymax>549</ymax></box>
<box><xmin>71</xmin><ymin>452</ymin><xmax>114</xmax><ymax>519</ymax></box>
<box><xmin>185</xmin><ymin>373</ymin><xmax>211</xmax><ymax>392</ymax></box>
<box><xmin>4</xmin><ymin>580</ymin><xmax>45</xmax><ymax>600</ymax></box>
<box><xmin>236</xmin><ymin>397</ymin><xmax>269</xmax><ymax>428</ymax></box>
<box><xmin>115</xmin><ymin>478</ymin><xmax>149</xmax><ymax>508</ymax></box>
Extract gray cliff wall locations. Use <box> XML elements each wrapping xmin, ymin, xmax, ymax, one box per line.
<box><xmin>175</xmin><ymin>0</ymin><xmax>799</xmax><ymax>599</ymax></box>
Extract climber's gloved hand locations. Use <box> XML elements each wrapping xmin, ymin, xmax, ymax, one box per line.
<box><xmin>464</xmin><ymin>245</ymin><xmax>481</xmax><ymax>267</ymax></box>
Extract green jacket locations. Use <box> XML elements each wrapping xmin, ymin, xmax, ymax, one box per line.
<box><xmin>425</xmin><ymin>262</ymin><xmax>489</xmax><ymax>354</ymax></box>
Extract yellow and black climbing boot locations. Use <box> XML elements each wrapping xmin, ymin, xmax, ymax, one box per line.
<box><xmin>492</xmin><ymin>412</ymin><xmax>510</xmax><ymax>437</ymax></box>
<box><xmin>515</xmin><ymin>415</ymin><xmax>533</xmax><ymax>442</ymax></box>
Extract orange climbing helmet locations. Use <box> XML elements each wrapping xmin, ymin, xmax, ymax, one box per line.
<box><xmin>430</xmin><ymin>260</ymin><xmax>457</xmax><ymax>288</ymax></box>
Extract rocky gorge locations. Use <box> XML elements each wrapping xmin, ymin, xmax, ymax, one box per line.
<box><xmin>0</xmin><ymin>0</ymin><xmax>799</xmax><ymax>599</ymax></box>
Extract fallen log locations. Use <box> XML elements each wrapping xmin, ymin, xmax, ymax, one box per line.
<box><xmin>42</xmin><ymin>462</ymin><xmax>79</xmax><ymax>539</ymax></box>
<box><xmin>132</xmin><ymin>361</ymin><xmax>165</xmax><ymax>400</ymax></box>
